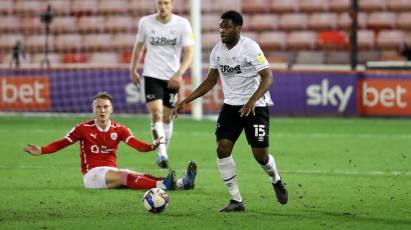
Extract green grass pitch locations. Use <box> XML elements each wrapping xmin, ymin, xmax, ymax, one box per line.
<box><xmin>0</xmin><ymin>115</ymin><xmax>410</xmax><ymax>229</ymax></box>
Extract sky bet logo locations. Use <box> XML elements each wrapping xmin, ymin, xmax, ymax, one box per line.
<box><xmin>306</xmin><ymin>79</ymin><xmax>353</xmax><ymax>112</ymax></box>
<box><xmin>150</xmin><ymin>36</ymin><xmax>177</xmax><ymax>46</ymax></box>
<box><xmin>219</xmin><ymin>65</ymin><xmax>242</xmax><ymax>74</ymax></box>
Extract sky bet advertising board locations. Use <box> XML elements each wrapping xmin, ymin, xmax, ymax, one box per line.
<box><xmin>0</xmin><ymin>69</ymin><xmax>410</xmax><ymax>117</ymax></box>
<box><xmin>269</xmin><ymin>71</ymin><xmax>358</xmax><ymax>116</ymax></box>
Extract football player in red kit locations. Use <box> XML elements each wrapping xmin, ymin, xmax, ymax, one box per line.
<box><xmin>24</xmin><ymin>92</ymin><xmax>197</xmax><ymax>190</ymax></box>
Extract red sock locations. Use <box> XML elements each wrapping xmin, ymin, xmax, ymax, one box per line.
<box><xmin>121</xmin><ymin>172</ymin><xmax>157</xmax><ymax>189</ymax></box>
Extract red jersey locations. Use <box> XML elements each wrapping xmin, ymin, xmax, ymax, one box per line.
<box><xmin>40</xmin><ymin>120</ymin><xmax>153</xmax><ymax>175</ymax></box>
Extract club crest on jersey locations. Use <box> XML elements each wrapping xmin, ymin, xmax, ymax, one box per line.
<box><xmin>110</xmin><ymin>132</ymin><xmax>118</xmax><ymax>140</ymax></box>
<box><xmin>219</xmin><ymin>64</ymin><xmax>242</xmax><ymax>74</ymax></box>
<box><xmin>232</xmin><ymin>56</ymin><xmax>240</xmax><ymax>62</ymax></box>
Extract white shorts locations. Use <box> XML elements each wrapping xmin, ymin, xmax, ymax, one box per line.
<box><xmin>83</xmin><ymin>166</ymin><xmax>119</xmax><ymax>189</ymax></box>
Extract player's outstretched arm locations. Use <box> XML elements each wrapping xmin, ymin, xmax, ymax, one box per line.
<box><xmin>24</xmin><ymin>144</ymin><xmax>42</xmax><ymax>156</ymax></box>
<box><xmin>126</xmin><ymin>136</ymin><xmax>163</xmax><ymax>152</ymax></box>
<box><xmin>24</xmin><ymin>138</ymin><xmax>73</xmax><ymax>156</ymax></box>
<box><xmin>172</xmin><ymin>68</ymin><xmax>219</xmax><ymax>119</ymax></box>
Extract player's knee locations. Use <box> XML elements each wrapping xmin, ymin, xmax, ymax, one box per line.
<box><xmin>151</xmin><ymin>111</ymin><xmax>162</xmax><ymax>122</ymax></box>
<box><xmin>254</xmin><ymin>155</ymin><xmax>268</xmax><ymax>165</ymax></box>
<box><xmin>216</xmin><ymin>145</ymin><xmax>231</xmax><ymax>158</ymax></box>
<box><xmin>162</xmin><ymin>115</ymin><xmax>171</xmax><ymax>123</ymax></box>
<box><xmin>252</xmin><ymin>148</ymin><xmax>269</xmax><ymax>165</ymax></box>
<box><xmin>105</xmin><ymin>169</ymin><xmax>122</xmax><ymax>186</ymax></box>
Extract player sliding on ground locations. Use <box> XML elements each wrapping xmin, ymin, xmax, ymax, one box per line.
<box><xmin>173</xmin><ymin>10</ymin><xmax>287</xmax><ymax>212</ymax></box>
<box><xmin>24</xmin><ymin>92</ymin><xmax>196</xmax><ymax>191</ymax></box>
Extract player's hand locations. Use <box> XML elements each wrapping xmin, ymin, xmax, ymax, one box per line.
<box><xmin>24</xmin><ymin>144</ymin><xmax>42</xmax><ymax>156</ymax></box>
<box><xmin>131</xmin><ymin>71</ymin><xmax>141</xmax><ymax>86</ymax></box>
<box><xmin>167</xmin><ymin>72</ymin><xmax>182</xmax><ymax>90</ymax></box>
<box><xmin>239</xmin><ymin>101</ymin><xmax>256</xmax><ymax>117</ymax></box>
<box><xmin>150</xmin><ymin>136</ymin><xmax>163</xmax><ymax>150</ymax></box>
<box><xmin>171</xmin><ymin>101</ymin><xmax>186</xmax><ymax>119</ymax></box>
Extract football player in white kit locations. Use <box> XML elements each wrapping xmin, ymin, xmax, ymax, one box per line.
<box><xmin>173</xmin><ymin>10</ymin><xmax>288</xmax><ymax>212</ymax></box>
<box><xmin>130</xmin><ymin>0</ymin><xmax>194</xmax><ymax>168</ymax></box>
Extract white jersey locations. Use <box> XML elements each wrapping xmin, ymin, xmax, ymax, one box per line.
<box><xmin>210</xmin><ymin>36</ymin><xmax>273</xmax><ymax>106</ymax></box>
<box><xmin>136</xmin><ymin>14</ymin><xmax>194</xmax><ymax>80</ymax></box>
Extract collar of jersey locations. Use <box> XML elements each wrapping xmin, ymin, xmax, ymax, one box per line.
<box><xmin>224</xmin><ymin>36</ymin><xmax>243</xmax><ymax>52</ymax></box>
<box><xmin>155</xmin><ymin>14</ymin><xmax>174</xmax><ymax>25</ymax></box>
<box><xmin>95</xmin><ymin>119</ymin><xmax>111</xmax><ymax>132</ymax></box>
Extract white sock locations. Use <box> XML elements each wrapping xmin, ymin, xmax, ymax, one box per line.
<box><xmin>217</xmin><ymin>156</ymin><xmax>242</xmax><ymax>202</ymax></box>
<box><xmin>176</xmin><ymin>178</ymin><xmax>183</xmax><ymax>189</ymax></box>
<box><xmin>152</xmin><ymin>122</ymin><xmax>167</xmax><ymax>158</ymax></box>
<box><xmin>261</xmin><ymin>154</ymin><xmax>281</xmax><ymax>184</ymax></box>
<box><xmin>163</xmin><ymin>122</ymin><xmax>173</xmax><ymax>149</ymax></box>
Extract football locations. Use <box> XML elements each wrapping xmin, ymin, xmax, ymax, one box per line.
<box><xmin>143</xmin><ymin>188</ymin><xmax>169</xmax><ymax>214</ymax></box>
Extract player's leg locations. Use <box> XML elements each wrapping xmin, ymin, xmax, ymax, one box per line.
<box><xmin>217</xmin><ymin>139</ymin><xmax>245</xmax><ymax>212</ymax></box>
<box><xmin>106</xmin><ymin>168</ymin><xmax>177</xmax><ymax>190</ymax></box>
<box><xmin>83</xmin><ymin>166</ymin><xmax>124</xmax><ymax>189</ymax></box>
<box><xmin>215</xmin><ymin>104</ymin><xmax>245</xmax><ymax>212</ymax></box>
<box><xmin>147</xmin><ymin>99</ymin><xmax>168</xmax><ymax>167</ymax></box>
<box><xmin>251</xmin><ymin>147</ymin><xmax>288</xmax><ymax>204</ymax></box>
<box><xmin>162</xmin><ymin>106</ymin><xmax>174</xmax><ymax>149</ymax></box>
<box><xmin>244</xmin><ymin>106</ymin><xmax>288</xmax><ymax>204</ymax></box>
<box><xmin>144</xmin><ymin>77</ymin><xmax>168</xmax><ymax>168</ymax></box>
<box><xmin>161</xmin><ymin>83</ymin><xmax>178</xmax><ymax>161</ymax></box>
<box><xmin>163</xmin><ymin>86</ymin><xmax>196</xmax><ymax>189</ymax></box>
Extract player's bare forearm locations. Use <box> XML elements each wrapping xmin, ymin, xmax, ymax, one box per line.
<box><xmin>182</xmin><ymin>68</ymin><xmax>219</xmax><ymax>104</ymax></box>
<box><xmin>168</xmin><ymin>46</ymin><xmax>194</xmax><ymax>89</ymax></box>
<box><xmin>130</xmin><ymin>42</ymin><xmax>144</xmax><ymax>72</ymax></box>
<box><xmin>172</xmin><ymin>69</ymin><xmax>219</xmax><ymax>118</ymax></box>
<box><xmin>130</xmin><ymin>42</ymin><xmax>145</xmax><ymax>85</ymax></box>
<box><xmin>248</xmin><ymin>68</ymin><xmax>273</xmax><ymax>104</ymax></box>
<box><xmin>177</xmin><ymin>45</ymin><xmax>194</xmax><ymax>75</ymax></box>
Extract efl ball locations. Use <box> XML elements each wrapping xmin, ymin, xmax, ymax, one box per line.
<box><xmin>143</xmin><ymin>188</ymin><xmax>169</xmax><ymax>214</ymax></box>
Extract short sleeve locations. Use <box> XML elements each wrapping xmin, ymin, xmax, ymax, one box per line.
<box><xmin>119</xmin><ymin>125</ymin><xmax>134</xmax><ymax>142</ymax></box>
<box><xmin>209</xmin><ymin>46</ymin><xmax>218</xmax><ymax>69</ymax></box>
<box><xmin>245</xmin><ymin>41</ymin><xmax>270</xmax><ymax>72</ymax></box>
<box><xmin>65</xmin><ymin>125</ymin><xmax>82</xmax><ymax>143</ymax></box>
<box><xmin>136</xmin><ymin>17</ymin><xmax>146</xmax><ymax>43</ymax></box>
<box><xmin>181</xmin><ymin>18</ymin><xmax>194</xmax><ymax>47</ymax></box>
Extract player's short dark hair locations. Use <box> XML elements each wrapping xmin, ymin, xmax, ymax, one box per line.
<box><xmin>93</xmin><ymin>91</ymin><xmax>112</xmax><ymax>103</ymax></box>
<box><xmin>221</xmin><ymin>10</ymin><xmax>243</xmax><ymax>26</ymax></box>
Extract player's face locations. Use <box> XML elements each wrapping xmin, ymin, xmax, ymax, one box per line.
<box><xmin>219</xmin><ymin>19</ymin><xmax>240</xmax><ymax>44</ymax></box>
<box><xmin>156</xmin><ymin>0</ymin><xmax>173</xmax><ymax>18</ymax></box>
<box><xmin>93</xmin><ymin>98</ymin><xmax>113</xmax><ymax>122</ymax></box>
